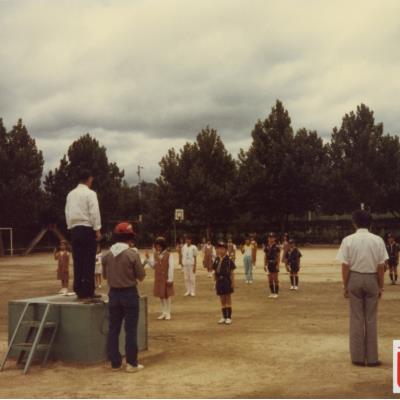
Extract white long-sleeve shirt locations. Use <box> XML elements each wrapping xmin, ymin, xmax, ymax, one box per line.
<box><xmin>145</xmin><ymin>251</ymin><xmax>174</xmax><ymax>282</ymax></box>
<box><xmin>65</xmin><ymin>184</ymin><xmax>102</xmax><ymax>231</ymax></box>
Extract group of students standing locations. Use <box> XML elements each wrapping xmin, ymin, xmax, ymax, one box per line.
<box><xmin>198</xmin><ymin>232</ymin><xmax>303</xmax><ymax>299</ymax></box>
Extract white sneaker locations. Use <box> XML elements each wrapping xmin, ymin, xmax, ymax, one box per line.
<box><xmin>190</xmin><ymin>293</ymin><xmax>195</xmax><ymax>297</ymax></box>
<box><xmin>58</xmin><ymin>288</ymin><xmax>64</xmax><ymax>294</ymax></box>
<box><xmin>126</xmin><ymin>364</ymin><xmax>144</xmax><ymax>373</ymax></box>
<box><xmin>165</xmin><ymin>314</ymin><xmax>171</xmax><ymax>320</ymax></box>
<box><xmin>249</xmin><ymin>280</ymin><xmax>253</xmax><ymax>284</ymax></box>
<box><xmin>268</xmin><ymin>294</ymin><xmax>274</xmax><ymax>298</ymax></box>
<box><xmin>218</xmin><ymin>318</ymin><xmax>226</xmax><ymax>324</ymax></box>
<box><xmin>184</xmin><ymin>292</ymin><xmax>190</xmax><ymax>296</ymax></box>
<box><xmin>273</xmin><ymin>294</ymin><xmax>279</xmax><ymax>298</ymax></box>
<box><xmin>225</xmin><ymin>318</ymin><xmax>232</xmax><ymax>325</ymax></box>
<box><xmin>157</xmin><ymin>314</ymin><xmax>166</xmax><ymax>320</ymax></box>
<box><xmin>294</xmin><ymin>286</ymin><xmax>299</xmax><ymax>290</ymax></box>
<box><xmin>245</xmin><ymin>280</ymin><xmax>249</xmax><ymax>284</ymax></box>
<box><xmin>290</xmin><ymin>286</ymin><xmax>294</xmax><ymax>290</ymax></box>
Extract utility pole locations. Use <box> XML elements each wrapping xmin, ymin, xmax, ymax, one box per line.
<box><xmin>137</xmin><ymin>165</ymin><xmax>144</xmax><ymax>222</ymax></box>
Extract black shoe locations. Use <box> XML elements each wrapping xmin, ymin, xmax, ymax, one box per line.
<box><xmin>367</xmin><ymin>361</ymin><xmax>382</xmax><ymax>367</ymax></box>
<box><xmin>352</xmin><ymin>361</ymin><xmax>365</xmax><ymax>367</ymax></box>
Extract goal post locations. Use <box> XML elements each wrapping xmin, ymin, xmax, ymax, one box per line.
<box><xmin>0</xmin><ymin>228</ymin><xmax>14</xmax><ymax>256</ymax></box>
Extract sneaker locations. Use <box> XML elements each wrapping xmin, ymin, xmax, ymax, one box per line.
<box><xmin>99</xmin><ymin>284</ymin><xmax>102</xmax><ymax>289</ymax></box>
<box><xmin>249</xmin><ymin>280</ymin><xmax>253</xmax><ymax>284</ymax></box>
<box><xmin>190</xmin><ymin>293</ymin><xmax>195</xmax><ymax>297</ymax></box>
<box><xmin>126</xmin><ymin>364</ymin><xmax>144</xmax><ymax>373</ymax></box>
<box><xmin>165</xmin><ymin>314</ymin><xmax>171</xmax><ymax>320</ymax></box>
<box><xmin>268</xmin><ymin>294</ymin><xmax>274</xmax><ymax>298</ymax></box>
<box><xmin>58</xmin><ymin>288</ymin><xmax>65</xmax><ymax>294</ymax></box>
<box><xmin>157</xmin><ymin>314</ymin><xmax>166</xmax><ymax>320</ymax></box>
<box><xmin>294</xmin><ymin>286</ymin><xmax>299</xmax><ymax>290</ymax></box>
<box><xmin>218</xmin><ymin>318</ymin><xmax>226</xmax><ymax>324</ymax></box>
<box><xmin>245</xmin><ymin>280</ymin><xmax>249</xmax><ymax>284</ymax></box>
<box><xmin>273</xmin><ymin>294</ymin><xmax>279</xmax><ymax>298</ymax></box>
<box><xmin>225</xmin><ymin>318</ymin><xmax>232</xmax><ymax>325</ymax></box>
<box><xmin>111</xmin><ymin>365</ymin><xmax>123</xmax><ymax>372</ymax></box>
<box><xmin>184</xmin><ymin>292</ymin><xmax>190</xmax><ymax>296</ymax></box>
<box><xmin>290</xmin><ymin>286</ymin><xmax>294</xmax><ymax>290</ymax></box>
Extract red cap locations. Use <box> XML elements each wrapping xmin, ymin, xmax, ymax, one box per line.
<box><xmin>114</xmin><ymin>222</ymin><xmax>135</xmax><ymax>235</ymax></box>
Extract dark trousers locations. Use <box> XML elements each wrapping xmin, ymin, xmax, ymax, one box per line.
<box><xmin>108</xmin><ymin>287</ymin><xmax>140</xmax><ymax>368</ymax></box>
<box><xmin>71</xmin><ymin>226</ymin><xmax>97</xmax><ymax>298</ymax></box>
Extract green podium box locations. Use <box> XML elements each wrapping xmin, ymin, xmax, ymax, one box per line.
<box><xmin>8</xmin><ymin>294</ymin><xmax>148</xmax><ymax>364</ymax></box>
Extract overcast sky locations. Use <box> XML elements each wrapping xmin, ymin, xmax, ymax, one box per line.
<box><xmin>1</xmin><ymin>0</ymin><xmax>399</xmax><ymax>183</ymax></box>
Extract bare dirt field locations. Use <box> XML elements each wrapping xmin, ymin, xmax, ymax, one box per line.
<box><xmin>0</xmin><ymin>247</ymin><xmax>399</xmax><ymax>398</ymax></box>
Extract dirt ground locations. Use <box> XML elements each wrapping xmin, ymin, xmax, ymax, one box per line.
<box><xmin>0</xmin><ymin>247</ymin><xmax>399</xmax><ymax>398</ymax></box>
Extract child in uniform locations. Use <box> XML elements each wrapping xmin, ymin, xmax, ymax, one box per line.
<box><xmin>181</xmin><ymin>235</ymin><xmax>198</xmax><ymax>296</ymax></box>
<box><xmin>144</xmin><ymin>237</ymin><xmax>174</xmax><ymax>320</ymax></box>
<box><xmin>264</xmin><ymin>233</ymin><xmax>281</xmax><ymax>298</ymax></box>
<box><xmin>250</xmin><ymin>236</ymin><xmax>258</xmax><ymax>269</ymax></box>
<box><xmin>203</xmin><ymin>239</ymin><xmax>216</xmax><ymax>278</ymax></box>
<box><xmin>287</xmin><ymin>239</ymin><xmax>302</xmax><ymax>290</ymax></box>
<box><xmin>176</xmin><ymin>238</ymin><xmax>184</xmax><ymax>271</ymax></box>
<box><xmin>241</xmin><ymin>238</ymin><xmax>253</xmax><ymax>283</ymax></box>
<box><xmin>95</xmin><ymin>244</ymin><xmax>103</xmax><ymax>289</ymax></box>
<box><xmin>281</xmin><ymin>233</ymin><xmax>290</xmax><ymax>274</ymax></box>
<box><xmin>227</xmin><ymin>238</ymin><xmax>237</xmax><ymax>262</ymax></box>
<box><xmin>54</xmin><ymin>240</ymin><xmax>70</xmax><ymax>295</ymax></box>
<box><xmin>213</xmin><ymin>241</ymin><xmax>236</xmax><ymax>325</ymax></box>
<box><xmin>386</xmin><ymin>233</ymin><xmax>399</xmax><ymax>285</ymax></box>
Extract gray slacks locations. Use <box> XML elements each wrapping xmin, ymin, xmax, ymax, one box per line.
<box><xmin>347</xmin><ymin>271</ymin><xmax>380</xmax><ymax>364</ymax></box>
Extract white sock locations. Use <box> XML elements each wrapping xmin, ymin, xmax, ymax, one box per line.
<box><xmin>160</xmin><ymin>299</ymin><xmax>166</xmax><ymax>315</ymax></box>
<box><xmin>165</xmin><ymin>297</ymin><xmax>171</xmax><ymax>315</ymax></box>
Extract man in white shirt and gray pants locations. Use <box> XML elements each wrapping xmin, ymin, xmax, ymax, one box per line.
<box><xmin>65</xmin><ymin>170</ymin><xmax>102</xmax><ymax>300</ymax></box>
<box><xmin>336</xmin><ymin>210</ymin><xmax>387</xmax><ymax>367</ymax></box>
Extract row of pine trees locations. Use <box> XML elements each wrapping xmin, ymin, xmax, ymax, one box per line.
<box><xmin>1</xmin><ymin>100</ymin><xmax>399</xmax><ymax>246</ymax></box>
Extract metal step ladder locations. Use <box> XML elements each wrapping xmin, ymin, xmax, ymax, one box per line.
<box><xmin>0</xmin><ymin>302</ymin><xmax>58</xmax><ymax>374</ymax></box>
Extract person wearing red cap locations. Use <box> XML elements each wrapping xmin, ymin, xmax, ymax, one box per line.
<box><xmin>144</xmin><ymin>237</ymin><xmax>175</xmax><ymax>320</ymax></box>
<box><xmin>101</xmin><ymin>222</ymin><xmax>146</xmax><ymax>372</ymax></box>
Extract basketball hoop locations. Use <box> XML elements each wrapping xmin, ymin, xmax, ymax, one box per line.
<box><xmin>175</xmin><ymin>209</ymin><xmax>184</xmax><ymax>221</ymax></box>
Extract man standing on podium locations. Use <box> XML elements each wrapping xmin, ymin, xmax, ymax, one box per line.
<box><xmin>65</xmin><ymin>169</ymin><xmax>102</xmax><ymax>301</ymax></box>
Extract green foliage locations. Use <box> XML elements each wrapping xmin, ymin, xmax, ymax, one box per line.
<box><xmin>0</xmin><ymin>119</ymin><xmax>44</xmax><ymax>228</ymax></box>
<box><xmin>2</xmin><ymin>100</ymin><xmax>400</xmax><ymax>247</ymax></box>
<box><xmin>237</xmin><ymin>100</ymin><xmax>327</xmax><ymax>230</ymax></box>
<box><xmin>156</xmin><ymin>126</ymin><xmax>237</xmax><ymax>235</ymax></box>
<box><xmin>44</xmin><ymin>134</ymin><xmax>124</xmax><ymax>224</ymax></box>
<box><xmin>324</xmin><ymin>104</ymin><xmax>399</xmax><ymax>214</ymax></box>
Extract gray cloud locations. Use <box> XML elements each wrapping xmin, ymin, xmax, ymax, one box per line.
<box><xmin>1</xmin><ymin>0</ymin><xmax>400</xmax><ymax>182</ymax></box>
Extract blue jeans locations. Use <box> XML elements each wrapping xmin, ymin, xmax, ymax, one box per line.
<box><xmin>108</xmin><ymin>287</ymin><xmax>139</xmax><ymax>368</ymax></box>
<box><xmin>243</xmin><ymin>255</ymin><xmax>253</xmax><ymax>281</ymax></box>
